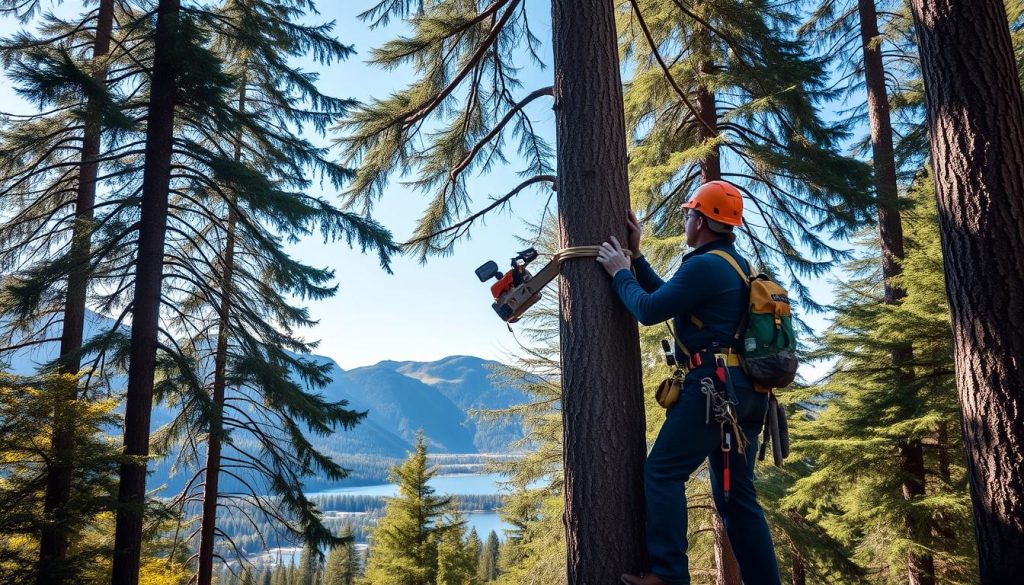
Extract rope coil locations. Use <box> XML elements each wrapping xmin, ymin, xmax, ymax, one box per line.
<box><xmin>551</xmin><ymin>245</ymin><xmax>634</xmax><ymax>263</ymax></box>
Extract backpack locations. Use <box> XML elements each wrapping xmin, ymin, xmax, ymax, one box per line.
<box><xmin>707</xmin><ymin>250</ymin><xmax>799</xmax><ymax>390</ymax></box>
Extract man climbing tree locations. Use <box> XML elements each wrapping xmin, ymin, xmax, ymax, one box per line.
<box><xmin>907</xmin><ymin>0</ymin><xmax>1024</xmax><ymax>581</ymax></box>
<box><xmin>597</xmin><ymin>181</ymin><xmax>782</xmax><ymax>585</ymax></box>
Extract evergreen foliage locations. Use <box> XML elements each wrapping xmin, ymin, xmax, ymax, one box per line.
<box><xmin>359</xmin><ymin>433</ymin><xmax>457</xmax><ymax>585</ymax></box>
<box><xmin>323</xmin><ymin>524</ymin><xmax>359</xmax><ymax>585</ymax></box>
<box><xmin>465</xmin><ymin>529</ymin><xmax>482</xmax><ymax>584</ymax></box>
<box><xmin>339</xmin><ymin>0</ymin><xmax>555</xmax><ymax>259</ymax></box>
<box><xmin>0</xmin><ymin>373</ymin><xmax>120</xmax><ymax>584</ymax></box>
<box><xmin>783</xmin><ymin>172</ymin><xmax>977</xmax><ymax>583</ymax></box>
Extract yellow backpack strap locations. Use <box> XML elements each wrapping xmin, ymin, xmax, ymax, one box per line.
<box><xmin>708</xmin><ymin>250</ymin><xmax>754</xmax><ymax>344</ymax></box>
<box><xmin>708</xmin><ymin>250</ymin><xmax>753</xmax><ymax>284</ymax></box>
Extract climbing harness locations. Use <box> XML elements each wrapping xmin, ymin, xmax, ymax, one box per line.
<box><xmin>704</xmin><ymin>354</ymin><xmax>748</xmax><ymax>503</ymax></box>
<box><xmin>660</xmin><ymin>319</ymin><xmax>750</xmax><ymax>498</ymax></box>
<box><xmin>476</xmin><ymin>245</ymin><xmax>633</xmax><ymax>323</ymax></box>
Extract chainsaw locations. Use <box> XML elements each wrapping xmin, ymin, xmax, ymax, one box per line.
<box><xmin>475</xmin><ymin>247</ymin><xmax>560</xmax><ymax>323</ymax></box>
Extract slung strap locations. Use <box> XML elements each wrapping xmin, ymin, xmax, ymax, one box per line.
<box><xmin>708</xmin><ymin>250</ymin><xmax>753</xmax><ymax>284</ymax></box>
<box><xmin>669</xmin><ymin>251</ymin><xmax>754</xmax><ymax>355</ymax></box>
<box><xmin>707</xmin><ymin>250</ymin><xmax>753</xmax><ymax>343</ymax></box>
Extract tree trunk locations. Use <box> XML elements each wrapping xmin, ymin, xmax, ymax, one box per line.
<box><xmin>857</xmin><ymin>0</ymin><xmax>907</xmax><ymax>303</ymax></box>
<box><xmin>907</xmin><ymin>1</ymin><xmax>1024</xmax><ymax>582</ymax></box>
<box><xmin>857</xmin><ymin>2</ymin><xmax>935</xmax><ymax>583</ymax></box>
<box><xmin>899</xmin><ymin>440</ymin><xmax>934</xmax><ymax>585</ymax></box>
<box><xmin>932</xmin><ymin>422</ymin><xmax>959</xmax><ymax>543</ymax></box>
<box><xmin>196</xmin><ymin>74</ymin><xmax>246</xmax><ymax>585</ymax></box>
<box><xmin>697</xmin><ymin>60</ymin><xmax>721</xmax><ymax>183</ymax></box>
<box><xmin>550</xmin><ymin>0</ymin><xmax>647</xmax><ymax>582</ymax></box>
<box><xmin>712</xmin><ymin>510</ymin><xmax>741</xmax><ymax>585</ymax></box>
<box><xmin>35</xmin><ymin>2</ymin><xmax>116</xmax><ymax>580</ymax></box>
<box><xmin>694</xmin><ymin>54</ymin><xmax>741</xmax><ymax>585</ymax></box>
<box><xmin>110</xmin><ymin>1</ymin><xmax>180</xmax><ymax>583</ymax></box>
<box><xmin>791</xmin><ymin>546</ymin><xmax>806</xmax><ymax>585</ymax></box>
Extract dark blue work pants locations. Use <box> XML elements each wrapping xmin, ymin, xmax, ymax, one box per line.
<box><xmin>644</xmin><ymin>366</ymin><xmax>781</xmax><ymax>585</ymax></box>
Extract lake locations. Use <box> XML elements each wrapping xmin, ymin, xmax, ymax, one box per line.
<box><xmin>253</xmin><ymin>473</ymin><xmax>514</xmax><ymax>567</ymax></box>
<box><xmin>311</xmin><ymin>472</ymin><xmax>513</xmax><ymax>498</ymax></box>
<box><xmin>312</xmin><ymin>472</ymin><xmax>513</xmax><ymax>539</ymax></box>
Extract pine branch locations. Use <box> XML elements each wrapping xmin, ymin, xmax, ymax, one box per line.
<box><xmin>405</xmin><ymin>174</ymin><xmax>555</xmax><ymax>252</ymax></box>
<box><xmin>628</xmin><ymin>0</ymin><xmax>716</xmax><ymax>137</ymax></box>
<box><xmin>401</xmin><ymin>0</ymin><xmax>522</xmax><ymax>130</ymax></box>
<box><xmin>449</xmin><ymin>86</ymin><xmax>552</xmax><ymax>181</ymax></box>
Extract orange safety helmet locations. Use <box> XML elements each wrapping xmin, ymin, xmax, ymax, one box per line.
<box><xmin>681</xmin><ymin>180</ymin><xmax>744</xmax><ymax>227</ymax></box>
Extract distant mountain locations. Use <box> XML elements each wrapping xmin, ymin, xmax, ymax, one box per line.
<box><xmin>2</xmin><ymin>311</ymin><xmax>530</xmax><ymax>488</ymax></box>
<box><xmin>301</xmin><ymin>354</ymin><xmax>528</xmax><ymax>459</ymax></box>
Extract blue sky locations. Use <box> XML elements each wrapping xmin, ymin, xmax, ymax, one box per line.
<box><xmin>1</xmin><ymin>0</ymin><xmax>841</xmax><ymax>375</ymax></box>
<box><xmin>0</xmin><ymin>1</ymin><xmax>559</xmax><ymax>369</ymax></box>
<box><xmin>293</xmin><ymin>0</ymin><xmax>558</xmax><ymax>369</ymax></box>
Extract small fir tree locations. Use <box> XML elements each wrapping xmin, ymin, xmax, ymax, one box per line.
<box><xmin>480</xmin><ymin>532</ymin><xmax>500</xmax><ymax>582</ymax></box>
<box><xmin>0</xmin><ymin>373</ymin><xmax>120</xmax><ymax>585</ymax></box>
<box><xmin>359</xmin><ymin>433</ymin><xmax>453</xmax><ymax>585</ymax></box>
<box><xmin>323</xmin><ymin>524</ymin><xmax>358</xmax><ymax>585</ymax></box>
<box><xmin>435</xmin><ymin>506</ymin><xmax>475</xmax><ymax>585</ymax></box>
<box><xmin>297</xmin><ymin>543</ymin><xmax>322</xmax><ymax>585</ymax></box>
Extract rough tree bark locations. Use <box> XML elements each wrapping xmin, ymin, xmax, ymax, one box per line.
<box><xmin>857</xmin><ymin>2</ymin><xmax>935</xmax><ymax>583</ymax></box>
<box><xmin>907</xmin><ymin>1</ymin><xmax>1024</xmax><ymax>582</ymax></box>
<box><xmin>196</xmin><ymin>71</ymin><xmax>246</xmax><ymax>585</ymax></box>
<box><xmin>697</xmin><ymin>60</ymin><xmax>721</xmax><ymax>184</ymax></box>
<box><xmin>550</xmin><ymin>0</ymin><xmax>648</xmax><ymax>582</ymax></box>
<box><xmin>712</xmin><ymin>508</ymin><xmax>741</xmax><ymax>585</ymax></box>
<box><xmin>110</xmin><ymin>1</ymin><xmax>180</xmax><ymax>583</ymax></box>
<box><xmin>36</xmin><ymin>2</ymin><xmax>116</xmax><ymax>581</ymax></box>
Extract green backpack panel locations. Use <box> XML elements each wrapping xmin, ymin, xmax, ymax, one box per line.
<box><xmin>708</xmin><ymin>251</ymin><xmax>799</xmax><ymax>389</ymax></box>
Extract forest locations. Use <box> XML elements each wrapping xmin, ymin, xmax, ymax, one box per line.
<box><xmin>1</xmin><ymin>0</ymin><xmax>1023</xmax><ymax>584</ymax></box>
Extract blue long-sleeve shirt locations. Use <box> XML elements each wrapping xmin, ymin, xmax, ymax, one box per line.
<box><xmin>611</xmin><ymin>239</ymin><xmax>750</xmax><ymax>363</ymax></box>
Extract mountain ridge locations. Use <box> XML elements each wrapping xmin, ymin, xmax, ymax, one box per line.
<box><xmin>3</xmin><ymin>311</ymin><xmax>529</xmax><ymax>489</ymax></box>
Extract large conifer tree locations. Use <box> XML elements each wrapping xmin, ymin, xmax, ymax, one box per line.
<box><xmin>0</xmin><ymin>1</ymin><xmax>141</xmax><ymax>580</ymax></box>
<box><xmin>131</xmin><ymin>2</ymin><xmax>399</xmax><ymax>582</ymax></box>
<box><xmin>109</xmin><ymin>1</ymin><xmax>184</xmax><ymax>579</ymax></box>
<box><xmin>340</xmin><ymin>2</ymin><xmax>649</xmax><ymax>579</ymax></box>
<box><xmin>906</xmin><ymin>1</ymin><xmax>1024</xmax><ymax>580</ymax></box>
<box><xmin>797</xmin><ymin>1</ymin><xmax>936</xmax><ymax>581</ymax></box>
<box><xmin>784</xmin><ymin>173</ymin><xmax>977</xmax><ymax>583</ymax></box>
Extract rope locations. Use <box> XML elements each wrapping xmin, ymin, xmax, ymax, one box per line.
<box><xmin>551</xmin><ymin>245</ymin><xmax>633</xmax><ymax>263</ymax></box>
